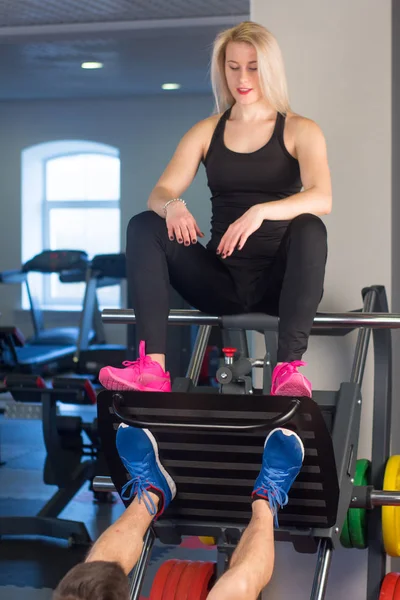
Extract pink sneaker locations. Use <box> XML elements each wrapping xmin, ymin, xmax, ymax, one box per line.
<box><xmin>99</xmin><ymin>341</ymin><xmax>171</xmax><ymax>392</ymax></box>
<box><xmin>271</xmin><ymin>361</ymin><xmax>312</xmax><ymax>398</ymax></box>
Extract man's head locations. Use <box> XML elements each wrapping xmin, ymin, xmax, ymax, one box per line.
<box><xmin>53</xmin><ymin>561</ymin><xmax>129</xmax><ymax>600</ymax></box>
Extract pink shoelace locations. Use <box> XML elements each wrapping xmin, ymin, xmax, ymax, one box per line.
<box><xmin>121</xmin><ymin>356</ymin><xmax>154</xmax><ymax>374</ymax></box>
<box><xmin>272</xmin><ymin>360</ymin><xmax>307</xmax><ymax>383</ymax></box>
<box><xmin>121</xmin><ymin>340</ymin><xmax>156</xmax><ymax>373</ymax></box>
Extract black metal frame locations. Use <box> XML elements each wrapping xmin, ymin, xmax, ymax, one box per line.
<box><xmin>95</xmin><ymin>284</ymin><xmax>394</xmax><ymax>600</ymax></box>
<box><xmin>0</xmin><ymin>268</ymin><xmax>43</xmax><ymax>339</ymax></box>
<box><xmin>365</xmin><ymin>286</ymin><xmax>392</xmax><ymax>600</ymax></box>
<box><xmin>0</xmin><ymin>383</ymin><xmax>104</xmax><ymax>544</ymax></box>
<box><xmin>0</xmin><ymin>252</ymin><xmax>97</xmax><ymax>375</ymax></box>
<box><xmin>73</xmin><ymin>253</ymin><xmax>128</xmax><ymax>374</ymax></box>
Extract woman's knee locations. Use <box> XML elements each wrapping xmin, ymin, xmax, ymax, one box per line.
<box><xmin>127</xmin><ymin>210</ymin><xmax>163</xmax><ymax>235</ymax></box>
<box><xmin>126</xmin><ymin>211</ymin><xmax>165</xmax><ymax>250</ymax></box>
<box><xmin>290</xmin><ymin>213</ymin><xmax>327</xmax><ymax>247</ymax></box>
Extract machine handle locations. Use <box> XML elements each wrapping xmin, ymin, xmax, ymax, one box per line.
<box><xmin>221</xmin><ymin>313</ymin><xmax>279</xmax><ymax>332</ymax></box>
<box><xmin>112</xmin><ymin>394</ymin><xmax>301</xmax><ymax>432</ymax></box>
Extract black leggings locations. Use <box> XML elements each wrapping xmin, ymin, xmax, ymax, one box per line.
<box><xmin>126</xmin><ymin>211</ymin><xmax>327</xmax><ymax>362</ymax></box>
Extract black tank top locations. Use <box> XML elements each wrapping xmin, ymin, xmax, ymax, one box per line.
<box><xmin>203</xmin><ymin>107</ymin><xmax>302</xmax><ymax>264</ymax></box>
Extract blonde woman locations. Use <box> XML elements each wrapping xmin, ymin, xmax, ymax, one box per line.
<box><xmin>65</xmin><ymin>23</ymin><xmax>330</xmax><ymax>598</ymax></box>
<box><xmin>100</xmin><ymin>21</ymin><xmax>331</xmax><ymax>398</ymax></box>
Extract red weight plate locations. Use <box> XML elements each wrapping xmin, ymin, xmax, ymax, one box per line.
<box><xmin>189</xmin><ymin>562</ymin><xmax>216</xmax><ymax>600</ymax></box>
<box><xmin>149</xmin><ymin>560</ymin><xmax>179</xmax><ymax>600</ymax></box>
<box><xmin>175</xmin><ymin>562</ymin><xmax>201</xmax><ymax>600</ymax></box>
<box><xmin>393</xmin><ymin>575</ymin><xmax>400</xmax><ymax>599</ymax></box>
<box><xmin>380</xmin><ymin>573</ymin><xmax>400</xmax><ymax>600</ymax></box>
<box><xmin>162</xmin><ymin>561</ymin><xmax>189</xmax><ymax>600</ymax></box>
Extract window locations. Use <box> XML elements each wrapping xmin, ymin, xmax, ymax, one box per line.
<box><xmin>21</xmin><ymin>141</ymin><xmax>121</xmax><ymax>310</ymax></box>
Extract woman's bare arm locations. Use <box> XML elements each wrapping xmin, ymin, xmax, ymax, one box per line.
<box><xmin>147</xmin><ymin>117</ymin><xmax>218</xmax><ymax>218</ymax></box>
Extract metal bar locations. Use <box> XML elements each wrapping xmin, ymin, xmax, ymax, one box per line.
<box><xmin>102</xmin><ymin>308</ymin><xmax>400</xmax><ymax>329</ymax></box>
<box><xmin>370</xmin><ymin>491</ymin><xmax>400</xmax><ymax>506</ymax></box>
<box><xmin>310</xmin><ymin>539</ymin><xmax>333</xmax><ymax>600</ymax></box>
<box><xmin>93</xmin><ymin>476</ymin><xmax>116</xmax><ymax>493</ymax></box>
<box><xmin>350</xmin><ymin>290</ymin><xmax>375</xmax><ymax>385</ymax></box>
<box><xmin>112</xmin><ymin>394</ymin><xmax>301</xmax><ymax>431</ymax></box>
<box><xmin>185</xmin><ymin>324</ymin><xmax>212</xmax><ymax>385</ymax></box>
<box><xmin>251</xmin><ymin>359</ymin><xmax>265</xmax><ymax>368</ymax></box>
<box><xmin>25</xmin><ymin>277</ymin><xmax>43</xmax><ymax>338</ymax></box>
<box><xmin>92</xmin><ymin>291</ymin><xmax>106</xmax><ymax>344</ymax></box>
<box><xmin>366</xmin><ymin>286</ymin><xmax>392</xmax><ymax>600</ymax></box>
<box><xmin>103</xmin><ymin>309</ymin><xmax>218</xmax><ymax>325</ymax></box>
<box><xmin>74</xmin><ymin>272</ymin><xmax>100</xmax><ymax>359</ymax></box>
<box><xmin>350</xmin><ymin>486</ymin><xmax>400</xmax><ymax>508</ymax></box>
<box><xmin>129</xmin><ymin>528</ymin><xmax>155</xmax><ymax>600</ymax></box>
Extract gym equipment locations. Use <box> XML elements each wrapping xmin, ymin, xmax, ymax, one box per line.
<box><xmin>0</xmin><ymin>250</ymin><xmax>97</xmax><ymax>374</ymax></box>
<box><xmin>73</xmin><ymin>253</ymin><xmax>194</xmax><ymax>379</ymax></box>
<box><xmin>0</xmin><ymin>373</ymin><xmax>108</xmax><ymax>544</ymax></box>
<box><xmin>73</xmin><ymin>253</ymin><xmax>127</xmax><ymax>374</ymax></box>
<box><xmin>382</xmin><ymin>455</ymin><xmax>400</xmax><ymax>556</ymax></box>
<box><xmin>95</xmin><ymin>285</ymin><xmax>400</xmax><ymax>600</ymax></box>
<box><xmin>379</xmin><ymin>573</ymin><xmax>400</xmax><ymax>598</ymax></box>
<box><xmin>199</xmin><ymin>536</ymin><xmax>216</xmax><ymax>546</ymax></box>
<box><xmin>1</xmin><ymin>250</ymin><xmax>89</xmax><ymax>345</ymax></box>
<box><xmin>348</xmin><ymin>458</ymin><xmax>370</xmax><ymax>549</ymax></box>
<box><xmin>340</xmin><ymin>458</ymin><xmax>370</xmax><ymax>549</ymax></box>
<box><xmin>340</xmin><ymin>509</ymin><xmax>352</xmax><ymax>549</ymax></box>
<box><xmin>147</xmin><ymin>559</ymin><xmax>215</xmax><ymax>600</ymax></box>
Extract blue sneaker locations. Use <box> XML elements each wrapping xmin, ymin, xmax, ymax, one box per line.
<box><xmin>116</xmin><ymin>424</ymin><xmax>176</xmax><ymax>518</ymax></box>
<box><xmin>252</xmin><ymin>428</ymin><xmax>304</xmax><ymax>525</ymax></box>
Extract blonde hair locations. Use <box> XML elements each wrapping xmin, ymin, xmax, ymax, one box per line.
<box><xmin>210</xmin><ymin>21</ymin><xmax>291</xmax><ymax>115</ymax></box>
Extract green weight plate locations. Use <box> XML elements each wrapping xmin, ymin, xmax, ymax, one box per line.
<box><xmin>348</xmin><ymin>459</ymin><xmax>370</xmax><ymax>549</ymax></box>
<box><xmin>340</xmin><ymin>511</ymin><xmax>352</xmax><ymax>548</ymax></box>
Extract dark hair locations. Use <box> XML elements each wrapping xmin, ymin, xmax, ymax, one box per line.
<box><xmin>53</xmin><ymin>561</ymin><xmax>129</xmax><ymax>600</ymax></box>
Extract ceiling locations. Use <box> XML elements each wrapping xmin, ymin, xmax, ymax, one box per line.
<box><xmin>0</xmin><ymin>0</ymin><xmax>249</xmax><ymax>100</ymax></box>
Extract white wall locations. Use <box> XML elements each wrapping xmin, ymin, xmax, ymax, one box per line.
<box><xmin>251</xmin><ymin>0</ymin><xmax>392</xmax><ymax>598</ymax></box>
<box><xmin>0</xmin><ymin>94</ymin><xmax>213</xmax><ymax>340</ymax></box>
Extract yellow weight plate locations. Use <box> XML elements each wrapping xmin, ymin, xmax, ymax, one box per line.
<box><xmin>199</xmin><ymin>536</ymin><xmax>216</xmax><ymax>546</ymax></box>
<box><xmin>383</xmin><ymin>455</ymin><xmax>400</xmax><ymax>557</ymax></box>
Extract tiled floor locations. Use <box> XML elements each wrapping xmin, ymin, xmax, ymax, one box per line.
<box><xmin>0</xmin><ymin>399</ymin><xmax>215</xmax><ymax>599</ymax></box>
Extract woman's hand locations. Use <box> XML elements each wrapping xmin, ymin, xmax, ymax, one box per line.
<box><xmin>217</xmin><ymin>205</ymin><xmax>265</xmax><ymax>258</ymax></box>
<box><xmin>166</xmin><ymin>202</ymin><xmax>204</xmax><ymax>245</ymax></box>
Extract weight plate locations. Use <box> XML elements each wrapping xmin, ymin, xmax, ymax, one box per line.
<box><xmin>348</xmin><ymin>459</ymin><xmax>370</xmax><ymax>549</ymax></box>
<box><xmin>383</xmin><ymin>456</ymin><xmax>400</xmax><ymax>557</ymax></box>
<box><xmin>161</xmin><ymin>561</ymin><xmax>188</xmax><ymax>600</ymax></box>
<box><xmin>189</xmin><ymin>562</ymin><xmax>216</xmax><ymax>600</ymax></box>
<box><xmin>394</xmin><ymin>576</ymin><xmax>400</xmax><ymax>599</ymax></box>
<box><xmin>379</xmin><ymin>572</ymin><xmax>400</xmax><ymax>599</ymax></box>
<box><xmin>149</xmin><ymin>560</ymin><xmax>179</xmax><ymax>600</ymax></box>
<box><xmin>199</xmin><ymin>536</ymin><xmax>217</xmax><ymax>546</ymax></box>
<box><xmin>175</xmin><ymin>562</ymin><xmax>199</xmax><ymax>600</ymax></box>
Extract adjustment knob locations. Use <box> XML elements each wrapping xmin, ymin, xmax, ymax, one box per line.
<box><xmin>222</xmin><ymin>347</ymin><xmax>237</xmax><ymax>365</ymax></box>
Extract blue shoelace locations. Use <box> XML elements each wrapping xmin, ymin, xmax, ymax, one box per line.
<box><xmin>257</xmin><ymin>467</ymin><xmax>290</xmax><ymax>527</ymax></box>
<box><xmin>120</xmin><ymin>456</ymin><xmax>158</xmax><ymax>516</ymax></box>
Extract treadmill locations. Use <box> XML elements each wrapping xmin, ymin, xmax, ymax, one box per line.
<box><xmin>73</xmin><ymin>253</ymin><xmax>127</xmax><ymax>374</ymax></box>
<box><xmin>75</xmin><ymin>253</ymin><xmax>195</xmax><ymax>380</ymax></box>
<box><xmin>0</xmin><ymin>250</ymin><xmax>97</xmax><ymax>375</ymax></box>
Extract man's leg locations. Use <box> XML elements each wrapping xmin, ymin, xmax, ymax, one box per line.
<box><xmin>85</xmin><ymin>491</ymin><xmax>158</xmax><ymax>575</ymax></box>
<box><xmin>53</xmin><ymin>425</ymin><xmax>175</xmax><ymax>600</ymax></box>
<box><xmin>208</xmin><ymin>499</ymin><xmax>274</xmax><ymax>600</ymax></box>
<box><xmin>207</xmin><ymin>427</ymin><xmax>304</xmax><ymax>600</ymax></box>
<box><xmin>88</xmin><ymin>422</ymin><xmax>175</xmax><ymax>569</ymax></box>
